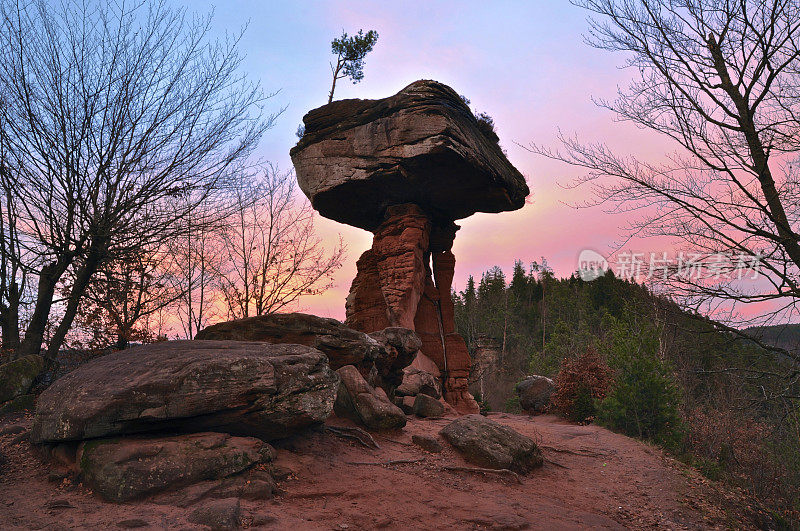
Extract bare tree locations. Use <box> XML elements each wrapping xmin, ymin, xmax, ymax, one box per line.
<box><xmin>532</xmin><ymin>1</ymin><xmax>800</xmax><ymax>335</ymax></box>
<box><xmin>213</xmin><ymin>166</ymin><xmax>345</xmax><ymax>320</ymax></box>
<box><xmin>0</xmin><ymin>0</ymin><xmax>276</xmax><ymax>364</ymax></box>
<box><xmin>68</xmin><ymin>245</ymin><xmax>184</xmax><ymax>350</ymax></box>
<box><xmin>0</xmin><ymin>112</ymin><xmax>28</xmax><ymax>353</ymax></box>
<box><xmin>174</xmin><ymin>203</ymin><xmax>225</xmax><ymax>339</ymax></box>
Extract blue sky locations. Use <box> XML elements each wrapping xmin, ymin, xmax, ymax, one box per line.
<box><xmin>181</xmin><ymin>0</ymin><xmax>670</xmax><ymax>318</ymax></box>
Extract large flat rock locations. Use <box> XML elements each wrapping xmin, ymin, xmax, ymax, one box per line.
<box><xmin>195</xmin><ymin>313</ymin><xmax>420</xmax><ymax>390</ymax></box>
<box><xmin>290</xmin><ymin>80</ymin><xmax>529</xmax><ymax>231</ymax></box>
<box><xmin>31</xmin><ymin>341</ymin><xmax>338</xmax><ymax>443</ymax></box>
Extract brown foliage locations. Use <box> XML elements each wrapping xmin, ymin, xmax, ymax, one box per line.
<box><xmin>552</xmin><ymin>347</ymin><xmax>613</xmax><ymax>422</ymax></box>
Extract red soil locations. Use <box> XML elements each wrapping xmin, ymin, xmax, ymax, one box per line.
<box><xmin>0</xmin><ymin>412</ymin><xmax>753</xmax><ymax>529</ymax></box>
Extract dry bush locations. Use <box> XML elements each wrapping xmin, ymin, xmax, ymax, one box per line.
<box><xmin>552</xmin><ymin>347</ymin><xmax>613</xmax><ymax>423</ymax></box>
<box><xmin>684</xmin><ymin>407</ymin><xmax>800</xmax><ymax>524</ymax></box>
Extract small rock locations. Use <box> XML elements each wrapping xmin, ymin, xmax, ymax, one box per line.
<box><xmin>45</xmin><ymin>499</ymin><xmax>74</xmax><ymax>509</ymax></box>
<box><xmin>0</xmin><ymin>422</ymin><xmax>27</xmax><ymax>437</ymax></box>
<box><xmin>47</xmin><ymin>470</ymin><xmax>70</xmax><ymax>483</ymax></box>
<box><xmin>394</xmin><ymin>395</ymin><xmax>416</xmax><ymax>415</ymax></box>
<box><xmin>267</xmin><ymin>463</ymin><xmax>293</xmax><ymax>480</ymax></box>
<box><xmin>117</xmin><ymin>519</ymin><xmax>149</xmax><ymax>528</ymax></box>
<box><xmin>411</xmin><ymin>434</ymin><xmax>443</xmax><ymax>453</ymax></box>
<box><xmin>413</xmin><ymin>394</ymin><xmax>445</xmax><ymax>418</ymax></box>
<box><xmin>252</xmin><ymin>513</ymin><xmax>277</xmax><ymax>526</ymax></box>
<box><xmin>440</xmin><ymin>414</ymin><xmax>543</xmax><ymax>474</ymax></box>
<box><xmin>240</xmin><ymin>476</ymin><xmax>277</xmax><ymax>501</ymax></box>
<box><xmin>188</xmin><ymin>498</ymin><xmax>241</xmax><ymax>530</ymax></box>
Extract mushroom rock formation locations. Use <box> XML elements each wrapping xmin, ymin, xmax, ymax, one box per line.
<box><xmin>290</xmin><ymin>80</ymin><xmax>529</xmax><ymax>414</ymax></box>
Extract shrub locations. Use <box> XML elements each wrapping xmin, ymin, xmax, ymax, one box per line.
<box><xmin>596</xmin><ymin>351</ymin><xmax>683</xmax><ymax>445</ymax></box>
<box><xmin>474</xmin><ymin>112</ymin><xmax>500</xmax><ymax>144</ymax></box>
<box><xmin>552</xmin><ymin>346</ymin><xmax>613</xmax><ymax>423</ymax></box>
<box><xmin>504</xmin><ymin>394</ymin><xmax>522</xmax><ymax>413</ymax></box>
<box><xmin>589</xmin><ymin>307</ymin><xmax>683</xmax><ymax>445</ymax></box>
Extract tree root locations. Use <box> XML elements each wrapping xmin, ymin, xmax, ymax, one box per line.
<box><xmin>346</xmin><ymin>458</ymin><xmax>425</xmax><ymax>466</ymax></box>
<box><xmin>442</xmin><ymin>465</ymin><xmax>522</xmax><ymax>484</ymax></box>
<box><xmin>325</xmin><ymin>425</ymin><xmax>380</xmax><ymax>449</ymax></box>
<box><xmin>540</xmin><ymin>445</ymin><xmax>610</xmax><ymax>458</ymax></box>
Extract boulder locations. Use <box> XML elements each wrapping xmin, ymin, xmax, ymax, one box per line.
<box><xmin>397</xmin><ymin>367</ymin><xmax>441</xmax><ymax>398</ymax></box>
<box><xmin>411</xmin><ymin>434</ymin><xmax>443</xmax><ymax>453</ymax></box>
<box><xmin>188</xmin><ymin>498</ymin><xmax>241</xmax><ymax>530</ymax></box>
<box><xmin>367</xmin><ymin>327</ymin><xmax>422</xmax><ymax>388</ymax></box>
<box><xmin>195</xmin><ymin>313</ymin><xmax>418</xmax><ymax>392</ymax></box>
<box><xmin>515</xmin><ymin>375</ymin><xmax>555</xmax><ymax>413</ymax></box>
<box><xmin>31</xmin><ymin>341</ymin><xmax>338</xmax><ymax>443</ymax></box>
<box><xmin>77</xmin><ymin>432</ymin><xmax>272</xmax><ymax>502</ymax></box>
<box><xmin>195</xmin><ymin>312</ymin><xmax>380</xmax><ymax>370</ymax></box>
<box><xmin>394</xmin><ymin>395</ymin><xmax>416</xmax><ymax>415</ymax></box>
<box><xmin>334</xmin><ymin>365</ymin><xmax>406</xmax><ymax>430</ymax></box>
<box><xmin>0</xmin><ymin>355</ymin><xmax>44</xmax><ymax>405</ymax></box>
<box><xmin>291</xmin><ymin>80</ymin><xmax>529</xmax><ymax>232</ymax></box>
<box><xmin>413</xmin><ymin>393</ymin><xmax>445</xmax><ymax>419</ymax></box>
<box><xmin>439</xmin><ymin>414</ymin><xmax>543</xmax><ymax>474</ymax></box>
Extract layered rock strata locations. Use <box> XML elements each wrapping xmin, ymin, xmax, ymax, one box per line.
<box><xmin>291</xmin><ymin>80</ymin><xmax>530</xmax><ymax>414</ymax></box>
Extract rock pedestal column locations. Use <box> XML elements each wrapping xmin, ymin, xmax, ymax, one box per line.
<box><xmin>345</xmin><ymin>204</ymin><xmax>479</xmax><ymax>414</ymax></box>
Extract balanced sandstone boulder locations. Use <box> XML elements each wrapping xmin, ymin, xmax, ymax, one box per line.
<box><xmin>195</xmin><ymin>313</ymin><xmax>420</xmax><ymax>391</ymax></box>
<box><xmin>77</xmin><ymin>432</ymin><xmax>272</xmax><ymax>502</ymax></box>
<box><xmin>291</xmin><ymin>80</ymin><xmax>529</xmax><ymax>414</ymax></box>
<box><xmin>440</xmin><ymin>414</ymin><xmax>543</xmax><ymax>474</ymax></box>
<box><xmin>515</xmin><ymin>375</ymin><xmax>555</xmax><ymax>413</ymax></box>
<box><xmin>334</xmin><ymin>365</ymin><xmax>406</xmax><ymax>430</ymax></box>
<box><xmin>290</xmin><ymin>80</ymin><xmax>528</xmax><ymax>231</ymax></box>
<box><xmin>32</xmin><ymin>341</ymin><xmax>338</xmax><ymax>443</ymax></box>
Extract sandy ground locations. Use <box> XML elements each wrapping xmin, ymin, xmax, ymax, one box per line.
<box><xmin>0</xmin><ymin>411</ymin><xmax>754</xmax><ymax>530</ymax></box>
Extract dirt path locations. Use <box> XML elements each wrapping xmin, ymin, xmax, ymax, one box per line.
<box><xmin>0</xmin><ymin>412</ymin><xmax>752</xmax><ymax>529</ymax></box>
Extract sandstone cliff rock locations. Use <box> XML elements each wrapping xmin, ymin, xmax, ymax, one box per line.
<box><xmin>291</xmin><ymin>79</ymin><xmax>530</xmax><ymax>415</ymax></box>
<box><xmin>32</xmin><ymin>341</ymin><xmax>338</xmax><ymax>443</ymax></box>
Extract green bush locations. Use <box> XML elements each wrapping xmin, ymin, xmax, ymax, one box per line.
<box><xmin>597</xmin><ymin>310</ymin><xmax>683</xmax><ymax>445</ymax></box>
<box><xmin>504</xmin><ymin>395</ymin><xmax>522</xmax><ymax>413</ymax></box>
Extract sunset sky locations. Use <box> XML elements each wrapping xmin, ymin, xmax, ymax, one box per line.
<box><xmin>185</xmin><ymin>0</ymin><xmax>678</xmax><ymax>320</ymax></box>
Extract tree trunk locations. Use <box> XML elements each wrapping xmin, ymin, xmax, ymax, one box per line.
<box><xmin>45</xmin><ymin>251</ymin><xmax>101</xmax><ymax>362</ymax></box>
<box><xmin>15</xmin><ymin>260</ymin><xmax>70</xmax><ymax>360</ymax></box>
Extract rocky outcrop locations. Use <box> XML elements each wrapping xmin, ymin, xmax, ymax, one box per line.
<box><xmin>291</xmin><ymin>80</ymin><xmax>530</xmax><ymax>414</ymax></box>
<box><xmin>290</xmin><ymin>80</ymin><xmax>528</xmax><ymax>231</ymax></box>
<box><xmin>77</xmin><ymin>432</ymin><xmax>273</xmax><ymax>502</ymax></box>
<box><xmin>31</xmin><ymin>341</ymin><xmax>338</xmax><ymax>443</ymax></box>
<box><xmin>0</xmin><ymin>354</ymin><xmax>44</xmax><ymax>407</ymax></box>
<box><xmin>440</xmin><ymin>415</ymin><xmax>543</xmax><ymax>474</ymax></box>
<box><xmin>334</xmin><ymin>365</ymin><xmax>406</xmax><ymax>430</ymax></box>
<box><xmin>195</xmin><ymin>313</ymin><xmax>419</xmax><ymax>393</ymax></box>
<box><xmin>516</xmin><ymin>375</ymin><xmax>555</xmax><ymax>413</ymax></box>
